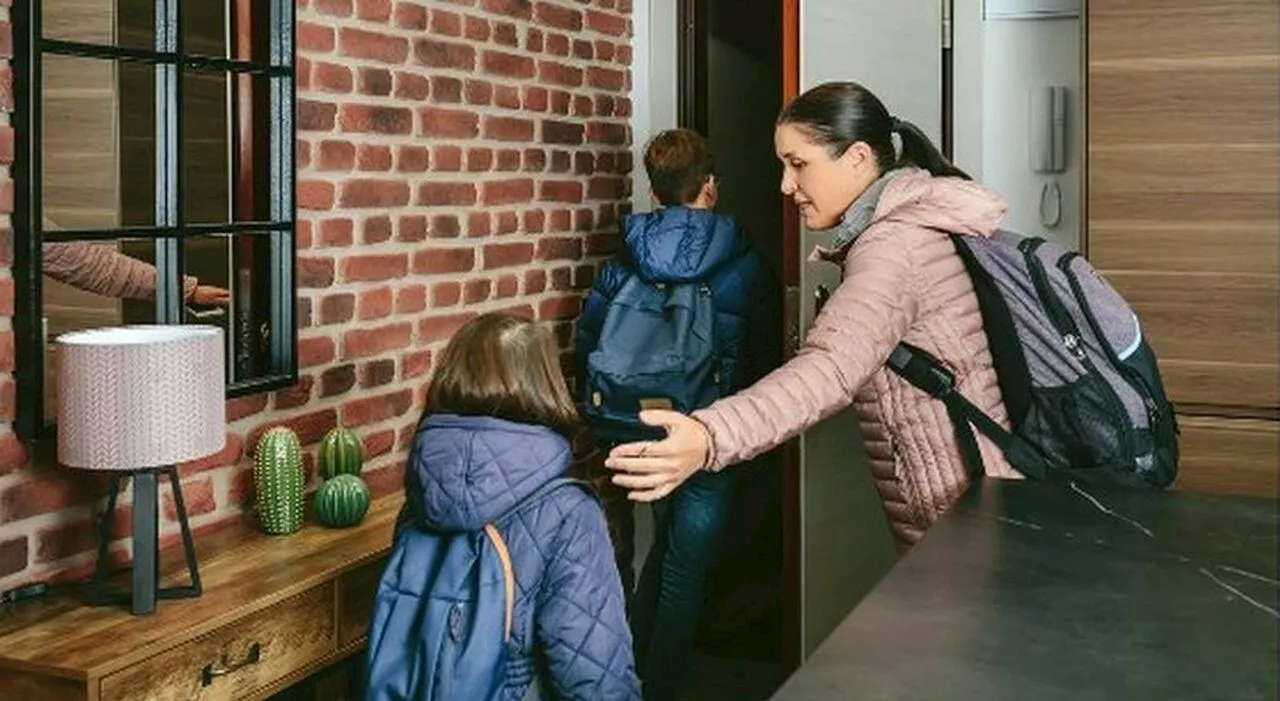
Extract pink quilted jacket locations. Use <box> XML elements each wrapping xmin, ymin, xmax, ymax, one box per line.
<box><xmin>693</xmin><ymin>168</ymin><xmax>1020</xmax><ymax>546</ymax></box>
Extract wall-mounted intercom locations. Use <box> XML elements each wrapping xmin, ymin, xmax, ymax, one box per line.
<box><xmin>1029</xmin><ymin>85</ymin><xmax>1069</xmax><ymax>174</ymax></box>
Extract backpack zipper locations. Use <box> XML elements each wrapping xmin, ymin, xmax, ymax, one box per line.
<box><xmin>1019</xmin><ymin>239</ymin><xmax>1134</xmax><ymax>462</ymax></box>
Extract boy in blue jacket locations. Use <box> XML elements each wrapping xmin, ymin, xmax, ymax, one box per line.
<box><xmin>574</xmin><ymin>128</ymin><xmax>780</xmax><ymax>701</ymax></box>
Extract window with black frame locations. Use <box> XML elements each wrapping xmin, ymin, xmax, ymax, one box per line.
<box><xmin>12</xmin><ymin>0</ymin><xmax>297</xmax><ymax>440</ymax></box>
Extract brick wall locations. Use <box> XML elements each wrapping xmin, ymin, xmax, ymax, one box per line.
<box><xmin>0</xmin><ymin>0</ymin><xmax>633</xmax><ymax>591</ymax></box>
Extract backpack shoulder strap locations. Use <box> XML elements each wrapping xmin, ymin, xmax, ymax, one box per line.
<box><xmin>482</xmin><ymin>477</ymin><xmax>594</xmax><ymax>641</ymax></box>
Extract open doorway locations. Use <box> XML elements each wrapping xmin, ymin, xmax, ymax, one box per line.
<box><xmin>674</xmin><ymin>0</ymin><xmax>788</xmax><ymax>697</ymax></box>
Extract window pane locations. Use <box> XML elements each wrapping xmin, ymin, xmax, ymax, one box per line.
<box><xmin>42</xmin><ymin>0</ymin><xmax>228</xmax><ymax>55</ymax></box>
<box><xmin>184</xmin><ymin>233</ymin><xmax>282</xmax><ymax>384</ymax></box>
<box><xmin>184</xmin><ymin>69</ymin><xmax>232</xmax><ymax>224</ymax></box>
<box><xmin>183</xmin><ymin>0</ymin><xmax>230</xmax><ymax>58</ymax></box>
<box><xmin>42</xmin><ymin>54</ymin><xmax>155</xmax><ymax>230</ymax></box>
<box><xmin>42</xmin><ymin>239</ymin><xmax>160</xmax><ymax>425</ymax></box>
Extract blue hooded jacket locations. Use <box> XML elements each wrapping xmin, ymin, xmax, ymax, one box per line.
<box><xmin>397</xmin><ymin>414</ymin><xmax>641</xmax><ymax>700</ymax></box>
<box><xmin>574</xmin><ymin>206</ymin><xmax>780</xmax><ymax>398</ymax></box>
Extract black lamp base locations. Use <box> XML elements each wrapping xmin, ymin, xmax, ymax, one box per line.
<box><xmin>88</xmin><ymin>466</ymin><xmax>202</xmax><ymax>615</ymax></box>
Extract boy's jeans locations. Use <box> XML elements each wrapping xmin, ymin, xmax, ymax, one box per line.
<box><xmin>630</xmin><ymin>468</ymin><xmax>739</xmax><ymax>701</ymax></box>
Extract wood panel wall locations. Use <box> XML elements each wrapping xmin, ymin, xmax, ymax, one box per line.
<box><xmin>1086</xmin><ymin>0</ymin><xmax>1279</xmax><ymax>497</ymax></box>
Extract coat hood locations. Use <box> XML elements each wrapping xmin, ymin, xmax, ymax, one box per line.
<box><xmin>621</xmin><ymin>206</ymin><xmax>750</xmax><ymax>283</ymax></box>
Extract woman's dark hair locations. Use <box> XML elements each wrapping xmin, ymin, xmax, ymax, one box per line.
<box><xmin>424</xmin><ymin>312</ymin><xmax>581</xmax><ymax>436</ymax></box>
<box><xmin>777</xmin><ymin>81</ymin><xmax>970</xmax><ymax>180</ymax></box>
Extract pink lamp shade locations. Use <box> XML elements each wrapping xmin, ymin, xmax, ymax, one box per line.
<box><xmin>56</xmin><ymin>325</ymin><xmax>226</xmax><ymax>471</ymax></box>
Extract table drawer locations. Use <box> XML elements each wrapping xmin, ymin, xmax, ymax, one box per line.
<box><xmin>338</xmin><ymin>557</ymin><xmax>387</xmax><ymax>648</ymax></box>
<box><xmin>99</xmin><ymin>584</ymin><xmax>337</xmax><ymax>701</ymax></box>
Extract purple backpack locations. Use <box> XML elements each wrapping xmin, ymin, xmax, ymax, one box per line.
<box><xmin>888</xmin><ymin>231</ymin><xmax>1179</xmax><ymax>489</ymax></box>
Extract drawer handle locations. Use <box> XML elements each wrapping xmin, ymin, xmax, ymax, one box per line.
<box><xmin>201</xmin><ymin>642</ymin><xmax>262</xmax><ymax>687</ymax></box>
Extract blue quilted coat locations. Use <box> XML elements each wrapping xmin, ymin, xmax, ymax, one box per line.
<box><xmin>396</xmin><ymin>413</ymin><xmax>641</xmax><ymax>700</ymax></box>
<box><xmin>574</xmin><ymin>206</ymin><xmax>780</xmax><ymax>398</ymax></box>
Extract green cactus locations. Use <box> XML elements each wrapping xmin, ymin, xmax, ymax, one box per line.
<box><xmin>315</xmin><ymin>474</ymin><xmax>372</xmax><ymax>529</ymax></box>
<box><xmin>253</xmin><ymin>426</ymin><xmax>305</xmax><ymax>535</ymax></box>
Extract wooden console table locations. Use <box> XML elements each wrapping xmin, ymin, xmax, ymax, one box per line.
<box><xmin>0</xmin><ymin>493</ymin><xmax>403</xmax><ymax>700</ymax></box>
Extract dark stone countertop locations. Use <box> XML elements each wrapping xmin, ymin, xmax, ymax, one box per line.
<box><xmin>771</xmin><ymin>478</ymin><xmax>1279</xmax><ymax>701</ymax></box>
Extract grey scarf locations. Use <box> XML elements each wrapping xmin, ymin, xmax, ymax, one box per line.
<box><xmin>809</xmin><ymin>168</ymin><xmax>907</xmax><ymax>264</ymax></box>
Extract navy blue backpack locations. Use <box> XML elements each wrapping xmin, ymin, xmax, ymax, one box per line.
<box><xmin>582</xmin><ymin>277</ymin><xmax>721</xmax><ymax>443</ymax></box>
<box><xmin>363</xmin><ymin>478</ymin><xmax>589</xmax><ymax>701</ymax></box>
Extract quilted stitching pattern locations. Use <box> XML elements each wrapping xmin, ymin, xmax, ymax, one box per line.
<box><xmin>406</xmin><ymin>415</ymin><xmax>640</xmax><ymax>700</ymax></box>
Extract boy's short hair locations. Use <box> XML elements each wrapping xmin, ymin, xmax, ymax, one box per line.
<box><xmin>644</xmin><ymin>128</ymin><xmax>715</xmax><ymax>206</ymax></box>
<box><xmin>426</xmin><ymin>313</ymin><xmax>580</xmax><ymax>436</ymax></box>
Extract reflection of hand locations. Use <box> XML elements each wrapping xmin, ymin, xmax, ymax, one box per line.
<box><xmin>605</xmin><ymin>410</ymin><xmax>713</xmax><ymax>502</ymax></box>
<box><xmin>190</xmin><ymin>285</ymin><xmax>231</xmax><ymax>306</ymax></box>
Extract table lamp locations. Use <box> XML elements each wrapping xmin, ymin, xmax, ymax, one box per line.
<box><xmin>56</xmin><ymin>325</ymin><xmax>226</xmax><ymax>616</ymax></box>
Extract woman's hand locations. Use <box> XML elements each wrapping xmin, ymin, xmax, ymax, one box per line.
<box><xmin>605</xmin><ymin>410</ymin><xmax>713</xmax><ymax>502</ymax></box>
<box><xmin>190</xmin><ymin>285</ymin><xmax>231</xmax><ymax>306</ymax></box>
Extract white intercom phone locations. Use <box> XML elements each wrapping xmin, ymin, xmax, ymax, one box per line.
<box><xmin>1029</xmin><ymin>85</ymin><xmax>1068</xmax><ymax>174</ymax></box>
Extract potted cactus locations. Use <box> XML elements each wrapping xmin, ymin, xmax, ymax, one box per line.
<box><xmin>318</xmin><ymin>426</ymin><xmax>365</xmax><ymax>480</ymax></box>
<box><xmin>253</xmin><ymin>426</ymin><xmax>305</xmax><ymax>535</ymax></box>
<box><xmin>314</xmin><ymin>473</ymin><xmax>372</xmax><ymax>529</ymax></box>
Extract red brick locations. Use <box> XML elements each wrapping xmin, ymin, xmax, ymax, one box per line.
<box><xmin>227</xmin><ymin>394</ymin><xmax>269</xmax><ymax>422</ymax></box>
<box><xmin>0</xmin><ymin>379</ymin><xmax>14</xmax><ymax>424</ymax></box>
<box><xmin>358</xmin><ymin>144</ymin><xmax>394</xmax><ymax>171</ymax></box>
<box><xmin>542</xmin><ymin>119</ymin><xmax>584</xmax><ymax>145</ymax></box>
<box><xmin>0</xmin><ymin>471</ymin><xmax>100</xmax><ymax>524</ymax></box>
<box><xmin>468</xmin><ymin>212</ymin><xmax>491</xmax><ymax>237</ymax></box>
<box><xmin>586</xmin><ymin>9</ymin><xmax>628</xmax><ymax>36</ymax></box>
<box><xmin>180</xmin><ymin>433</ymin><xmax>245</xmax><ymax>476</ymax></box>
<box><xmin>549</xmin><ymin>208</ymin><xmax>573</xmax><ymax>231</ymax></box>
<box><xmin>524</xmin><ymin>268</ymin><xmax>547</xmax><ymax>294</ymax></box>
<box><xmin>320</xmin><ymin>220</ymin><xmax>355</xmax><ymax>250</ymax></box>
<box><xmin>340</xmin><ymin>104</ymin><xmax>413</xmax><ymax>134</ymax></box>
<box><xmin>573</xmin><ymin>94</ymin><xmax>593</xmax><ymax>116</ymax></box>
<box><xmin>537</xmin><ymin>236</ymin><xmax>583</xmax><ymax>261</ymax></box>
<box><xmin>546</xmin><ymin>33</ymin><xmax>569</xmax><ymax>56</ymax></box>
<box><xmin>587</xmin><ymin>121</ymin><xmax>629</xmax><ymax>145</ymax></box>
<box><xmin>399</xmin><ymin>215</ymin><xmax>429</xmax><ymax>242</ymax></box>
<box><xmin>417</xmin><ymin>182</ymin><xmax>477</xmax><ymax>206</ymax></box>
<box><xmin>362</xmin><ymin>429</ymin><xmax>397</xmax><ymax>460</ymax></box>
<box><xmin>394</xmin><ymin>2</ymin><xmax>428</xmax><ymax>29</ymax></box>
<box><xmin>481</xmin><ymin>0</ymin><xmax>532</xmax><ymax>20</ymax></box>
<box><xmin>431</xmin><ymin>9</ymin><xmax>463</xmax><ymax>35</ymax></box>
<box><xmin>340</xmin><ymin>252</ymin><xmax>409</xmax><ymax>282</ymax></box>
<box><xmin>467</xmin><ymin>147</ymin><xmax>494</xmax><ymax>172</ymax></box>
<box><xmin>431</xmin><ymin>145</ymin><xmax>461</xmax><ymax>172</ymax></box>
<box><xmin>0</xmin><ymin>536</ymin><xmax>27</xmax><ymax>580</ymax></box>
<box><xmin>343</xmin><ymin>322</ymin><xmax>413</xmax><ymax>360</ymax></box>
<box><xmin>484</xmin><ymin>116</ymin><xmax>535</xmax><ymax>142</ymax></box>
<box><xmin>495</xmin><ymin>84</ymin><xmax>521</xmax><ymax>109</ymax></box>
<box><xmin>432</xmin><ymin>281</ymin><xmax>463</xmax><ymax>306</ymax></box>
<box><xmin>536</xmin><ymin>2</ymin><xmax>582</xmax><ymax>30</ymax></box>
<box><xmin>341</xmin><ymin>389</ymin><xmax>414</xmax><ymax>427</ymax></box>
<box><xmin>464</xmin><ymin>279</ymin><xmax>492</xmax><ymax>303</ymax></box>
<box><xmin>540</xmin><ymin>180</ymin><xmax>584</xmax><ymax>203</ymax></box>
<box><xmin>523</xmin><ymin>86</ymin><xmax>549</xmax><ymax>111</ymax></box>
<box><xmin>298</xmin><ymin>99</ymin><xmax>338</xmax><ymax>131</ymax></box>
<box><xmin>413</xmin><ymin>247</ymin><xmax>475</xmax><ymax>275</ymax></box>
<box><xmin>315</xmin><ymin>0</ymin><xmax>354</xmax><ymax>16</ymax></box>
<box><xmin>359</xmin><ymin>286</ymin><xmax>394</xmax><ymax>320</ymax></box>
<box><xmin>539</xmin><ymin>294</ymin><xmax>582</xmax><ymax>321</ymax></box>
<box><xmin>465</xmin><ymin>79</ymin><xmax>494</xmax><ymax>105</ymax></box>
<box><xmin>402</xmin><ymin>349</ymin><xmax>434</xmax><ymax>379</ymax></box>
<box><xmin>496</xmin><ymin>149</ymin><xmax>521</xmax><ymax>171</ymax></box>
<box><xmin>616</xmin><ymin>44</ymin><xmax>633</xmax><ymax>66</ymax></box>
<box><xmin>495</xmin><ymin>211</ymin><xmax>520</xmax><ymax>234</ymax></box>
<box><xmin>35</xmin><ymin>519</ymin><xmax>97</xmax><ymax>565</ymax></box>
<box><xmin>523</xmin><ymin>149</ymin><xmax>547</xmax><ymax>172</ymax></box>
<box><xmin>359</xmin><ymin>67</ymin><xmax>394</xmax><ymax>96</ymax></box>
<box><xmin>318</xmin><ymin>140</ymin><xmax>356</xmax><ymax>171</ymax></box>
<box><xmin>362</xmin><ymin>462</ymin><xmax>406</xmax><ymax>498</ymax></box>
<box><xmin>573</xmin><ymin>39</ymin><xmax>593</xmax><ymax>60</ymax></box>
<box><xmin>436</xmin><ymin>75</ymin><xmax>464</xmax><ymax>100</ymax></box>
<box><xmin>339</xmin><ymin>179</ymin><xmax>411</xmax><ymax>208</ymax></box>
<box><xmin>314</xmin><ymin>62</ymin><xmax>354</xmax><ymax>93</ymax></box>
<box><xmin>398</xmin><ymin>145</ymin><xmax>430</xmax><ymax>172</ymax></box>
<box><xmin>496</xmin><ymin>274</ymin><xmax>520</xmax><ymax>298</ymax></box>
<box><xmin>482</xmin><ymin>50</ymin><xmax>535</xmax><ymax>79</ymax></box>
<box><xmin>356</xmin><ymin>0</ymin><xmax>393</xmax><ymax>21</ymax></box>
<box><xmin>163</xmin><ymin>478</ymin><xmax>216</xmax><ymax>523</ymax></box>
<box><xmin>299</xmin><ymin>335</ymin><xmax>338</xmax><ymax>367</ymax></box>
<box><xmin>523</xmin><ymin>209</ymin><xmax>546</xmax><ymax>233</ymax></box>
<box><xmin>465</xmin><ymin>16</ymin><xmax>492</xmax><ymax>41</ymax></box>
<box><xmin>595</xmin><ymin>39</ymin><xmax>616</xmax><ymax>62</ymax></box>
<box><xmin>321</xmin><ymin>365</ymin><xmax>357</xmax><ymax>397</ymax></box>
<box><xmin>396</xmin><ymin>284</ymin><xmax>428</xmax><ymax>314</ymax></box>
<box><xmin>526</xmin><ymin>27</ymin><xmax>545</xmax><ymax>52</ymax></box>
<box><xmin>482</xmin><ymin>178</ymin><xmax>534</xmax><ymax>206</ymax></box>
<box><xmin>320</xmin><ymin>293</ymin><xmax>357</xmax><ymax>324</ymax></box>
<box><xmin>298</xmin><ymin>180</ymin><xmax>336</xmax><ymax>210</ymax></box>
<box><xmin>418</xmin><ymin>107</ymin><xmax>479</xmax><ymax>138</ymax></box>
<box><xmin>395</xmin><ymin>71</ymin><xmax>431</xmax><ymax>100</ymax></box>
<box><xmin>538</xmin><ymin>60</ymin><xmax>583</xmax><ymax>87</ymax></box>
<box><xmin>574</xmin><ymin>208</ymin><xmax>595</xmax><ymax>232</ymax></box>
<box><xmin>415</xmin><ymin>38</ymin><xmax>476</xmax><ymax>70</ymax></box>
<box><xmin>339</xmin><ymin>28</ymin><xmax>409</xmax><ymax>64</ymax></box>
<box><xmin>246</xmin><ymin>409</ymin><xmax>339</xmax><ymax>451</ymax></box>
<box><xmin>430</xmin><ymin>215</ymin><xmax>462</xmax><ymax>238</ymax></box>
<box><xmin>418</xmin><ymin>312</ymin><xmax>478</xmax><ymax>343</ymax></box>
<box><xmin>587</xmin><ymin>66</ymin><xmax>626</xmax><ymax>91</ymax></box>
<box><xmin>588</xmin><ymin>175</ymin><xmax>626</xmax><ymax>200</ymax></box>
<box><xmin>483</xmin><ymin>242</ymin><xmax>535</xmax><ymax>269</ymax></box>
<box><xmin>364</xmin><ymin>215</ymin><xmax>394</xmax><ymax>244</ymax></box>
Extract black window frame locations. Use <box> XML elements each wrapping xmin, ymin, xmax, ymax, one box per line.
<box><xmin>11</xmin><ymin>0</ymin><xmax>298</xmax><ymax>441</ymax></box>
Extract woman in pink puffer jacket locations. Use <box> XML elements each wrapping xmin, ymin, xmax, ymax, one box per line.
<box><xmin>605</xmin><ymin>81</ymin><xmax>1021</xmax><ymax>547</ymax></box>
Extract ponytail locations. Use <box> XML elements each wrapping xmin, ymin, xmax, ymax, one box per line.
<box><xmin>890</xmin><ymin>117</ymin><xmax>971</xmax><ymax>180</ymax></box>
